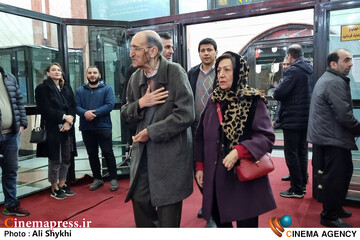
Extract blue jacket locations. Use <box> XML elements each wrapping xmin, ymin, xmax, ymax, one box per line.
<box><xmin>273</xmin><ymin>57</ymin><xmax>313</xmax><ymax>130</ymax></box>
<box><xmin>0</xmin><ymin>66</ymin><xmax>27</xmax><ymax>140</ymax></box>
<box><xmin>75</xmin><ymin>82</ymin><xmax>115</xmax><ymax>131</ymax></box>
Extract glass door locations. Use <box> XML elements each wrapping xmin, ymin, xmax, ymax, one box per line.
<box><xmin>64</xmin><ymin>21</ymin><xmax>128</xmax><ymax>177</ymax></box>
<box><xmin>126</xmin><ymin>23</ymin><xmax>183</xmax><ymax>66</ymax></box>
<box><xmin>314</xmin><ymin>1</ymin><xmax>360</xmax><ymax>202</ymax></box>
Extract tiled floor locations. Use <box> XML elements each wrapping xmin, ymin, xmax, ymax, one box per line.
<box><xmin>0</xmin><ymin>144</ymin><xmax>128</xmax><ymax>204</ymax></box>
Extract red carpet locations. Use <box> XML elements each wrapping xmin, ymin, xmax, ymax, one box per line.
<box><xmin>1</xmin><ymin>157</ymin><xmax>359</xmax><ymax>228</ymax></box>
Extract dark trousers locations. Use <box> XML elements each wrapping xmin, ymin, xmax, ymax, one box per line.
<box><xmin>0</xmin><ymin>133</ymin><xmax>19</xmax><ymax>208</ymax></box>
<box><xmin>211</xmin><ymin>191</ymin><xmax>258</xmax><ymax>228</ymax></box>
<box><xmin>82</xmin><ymin>130</ymin><xmax>117</xmax><ymax>180</ymax></box>
<box><xmin>316</xmin><ymin>145</ymin><xmax>353</xmax><ymax>220</ymax></box>
<box><xmin>131</xmin><ymin>152</ymin><xmax>182</xmax><ymax>227</ymax></box>
<box><xmin>283</xmin><ymin>129</ymin><xmax>308</xmax><ymax>193</ymax></box>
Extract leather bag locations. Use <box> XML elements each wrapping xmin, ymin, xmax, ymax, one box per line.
<box><xmin>235</xmin><ymin>153</ymin><xmax>274</xmax><ymax>181</ymax></box>
<box><xmin>30</xmin><ymin>115</ymin><xmax>47</xmax><ymax>144</ymax></box>
<box><xmin>30</xmin><ymin>127</ymin><xmax>47</xmax><ymax>143</ymax></box>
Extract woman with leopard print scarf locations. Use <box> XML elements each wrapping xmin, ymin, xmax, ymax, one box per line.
<box><xmin>194</xmin><ymin>51</ymin><xmax>276</xmax><ymax>227</ymax></box>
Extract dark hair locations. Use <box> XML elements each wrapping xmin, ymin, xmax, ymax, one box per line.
<box><xmin>45</xmin><ymin>62</ymin><xmax>65</xmax><ymax>89</ymax></box>
<box><xmin>158</xmin><ymin>32</ymin><xmax>171</xmax><ymax>40</ymax></box>
<box><xmin>87</xmin><ymin>65</ymin><xmax>100</xmax><ymax>73</ymax></box>
<box><xmin>287</xmin><ymin>44</ymin><xmax>303</xmax><ymax>59</ymax></box>
<box><xmin>327</xmin><ymin>49</ymin><xmax>350</xmax><ymax>67</ymax></box>
<box><xmin>198</xmin><ymin>38</ymin><xmax>217</xmax><ymax>52</ymax></box>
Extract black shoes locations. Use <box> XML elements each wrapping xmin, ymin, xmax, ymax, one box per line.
<box><xmin>281</xmin><ymin>174</ymin><xmax>290</xmax><ymax>181</ymax></box>
<box><xmin>320</xmin><ymin>218</ymin><xmax>352</xmax><ymax>228</ymax></box>
<box><xmin>280</xmin><ymin>188</ymin><xmax>304</xmax><ymax>199</ymax></box>
<box><xmin>338</xmin><ymin>209</ymin><xmax>352</xmax><ymax>218</ymax></box>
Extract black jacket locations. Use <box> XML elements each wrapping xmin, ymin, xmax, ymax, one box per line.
<box><xmin>0</xmin><ymin>66</ymin><xmax>27</xmax><ymax>140</ymax></box>
<box><xmin>273</xmin><ymin>57</ymin><xmax>313</xmax><ymax>129</ymax></box>
<box><xmin>187</xmin><ymin>63</ymin><xmax>201</xmax><ymax>98</ymax></box>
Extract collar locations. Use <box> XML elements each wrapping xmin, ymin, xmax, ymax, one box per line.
<box><xmin>326</xmin><ymin>67</ymin><xmax>350</xmax><ymax>83</ymax></box>
<box><xmin>200</xmin><ymin>64</ymin><xmax>215</xmax><ymax>75</ymax></box>
<box><xmin>138</xmin><ymin>56</ymin><xmax>168</xmax><ymax>87</ymax></box>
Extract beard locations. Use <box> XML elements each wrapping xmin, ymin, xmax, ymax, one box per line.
<box><xmin>88</xmin><ymin>78</ymin><xmax>99</xmax><ymax>85</ymax></box>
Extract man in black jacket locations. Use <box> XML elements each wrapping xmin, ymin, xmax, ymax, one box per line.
<box><xmin>273</xmin><ymin>44</ymin><xmax>313</xmax><ymax>199</ymax></box>
<box><xmin>308</xmin><ymin>49</ymin><xmax>360</xmax><ymax>228</ymax></box>
<box><xmin>0</xmin><ymin>66</ymin><xmax>29</xmax><ymax>216</ymax></box>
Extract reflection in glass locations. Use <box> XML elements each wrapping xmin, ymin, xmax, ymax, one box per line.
<box><xmin>329</xmin><ymin>8</ymin><xmax>360</xmax><ymax>99</ymax></box>
<box><xmin>0</xmin><ymin>11</ymin><xmax>59</xmax><ymax>104</ymax></box>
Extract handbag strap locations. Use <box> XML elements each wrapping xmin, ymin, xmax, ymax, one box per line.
<box><xmin>216</xmin><ymin>103</ymin><xmax>223</xmax><ymax>124</ymax></box>
<box><xmin>34</xmin><ymin>114</ymin><xmax>44</xmax><ymax>129</ymax></box>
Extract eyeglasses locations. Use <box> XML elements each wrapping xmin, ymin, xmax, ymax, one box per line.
<box><xmin>130</xmin><ymin>46</ymin><xmax>153</xmax><ymax>52</ymax></box>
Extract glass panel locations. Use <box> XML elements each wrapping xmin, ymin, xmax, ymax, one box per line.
<box><xmin>329</xmin><ymin>7</ymin><xmax>360</xmax><ymax>202</ymax></box>
<box><xmin>0</xmin><ymin>52</ymin><xmax>11</xmax><ymax>72</ymax></box>
<box><xmin>179</xmin><ymin>0</ymin><xmax>207</xmax><ymax>14</ymax></box>
<box><xmin>254</xmin><ymin>44</ymin><xmax>313</xmax><ymax>95</ymax></box>
<box><xmin>0</xmin><ymin>10</ymin><xmax>61</xmax><ymax>203</ymax></box>
<box><xmin>89</xmin><ymin>0</ymin><xmax>170</xmax><ymax>21</ymax></box>
<box><xmin>216</xmin><ymin>0</ymin><xmax>273</xmax><ymax>8</ymax></box>
<box><xmin>329</xmin><ymin>8</ymin><xmax>360</xmax><ymax>99</ymax></box>
<box><xmin>186</xmin><ymin>9</ymin><xmax>313</xmax><ymax>70</ymax></box>
<box><xmin>0</xmin><ymin>11</ymin><xmax>59</xmax><ymax>105</ymax></box>
<box><xmin>17</xmin><ymin>50</ymin><xmax>27</xmax><ymax>102</ymax></box>
<box><xmin>66</xmin><ymin>24</ymin><xmax>127</xmax><ymax>175</ymax></box>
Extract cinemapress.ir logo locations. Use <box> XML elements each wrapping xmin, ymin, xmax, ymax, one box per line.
<box><xmin>269</xmin><ymin>215</ymin><xmax>292</xmax><ymax>237</ymax></box>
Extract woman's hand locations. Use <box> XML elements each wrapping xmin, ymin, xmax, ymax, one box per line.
<box><xmin>195</xmin><ymin>170</ymin><xmax>204</xmax><ymax>188</ymax></box>
<box><xmin>60</xmin><ymin>122</ymin><xmax>71</xmax><ymax>132</ymax></box>
<box><xmin>222</xmin><ymin>149</ymin><xmax>239</xmax><ymax>171</ymax></box>
<box><xmin>64</xmin><ymin>115</ymin><xmax>74</xmax><ymax>125</ymax></box>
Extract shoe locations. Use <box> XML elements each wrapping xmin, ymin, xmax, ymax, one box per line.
<box><xmin>60</xmin><ymin>184</ymin><xmax>76</xmax><ymax>196</ymax></box>
<box><xmin>50</xmin><ymin>188</ymin><xmax>67</xmax><ymax>200</ymax></box>
<box><xmin>197</xmin><ymin>208</ymin><xmax>203</xmax><ymax>218</ymax></box>
<box><xmin>89</xmin><ymin>179</ymin><xmax>104</xmax><ymax>191</ymax></box>
<box><xmin>320</xmin><ymin>218</ymin><xmax>352</xmax><ymax>228</ymax></box>
<box><xmin>280</xmin><ymin>189</ymin><xmax>304</xmax><ymax>199</ymax></box>
<box><xmin>205</xmin><ymin>217</ymin><xmax>217</xmax><ymax>228</ymax></box>
<box><xmin>303</xmin><ymin>186</ymin><xmax>306</xmax><ymax>194</ymax></box>
<box><xmin>281</xmin><ymin>174</ymin><xmax>290</xmax><ymax>181</ymax></box>
<box><xmin>110</xmin><ymin>179</ymin><xmax>119</xmax><ymax>191</ymax></box>
<box><xmin>338</xmin><ymin>209</ymin><xmax>352</xmax><ymax>218</ymax></box>
<box><xmin>3</xmin><ymin>203</ymin><xmax>30</xmax><ymax>217</ymax></box>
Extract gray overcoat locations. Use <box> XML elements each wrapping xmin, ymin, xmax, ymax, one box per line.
<box><xmin>121</xmin><ymin>56</ymin><xmax>195</xmax><ymax>206</ymax></box>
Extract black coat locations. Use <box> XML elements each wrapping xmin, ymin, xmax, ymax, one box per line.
<box><xmin>35</xmin><ymin>79</ymin><xmax>77</xmax><ymax>160</ymax></box>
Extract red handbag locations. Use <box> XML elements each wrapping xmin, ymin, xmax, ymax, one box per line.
<box><xmin>215</xmin><ymin>103</ymin><xmax>274</xmax><ymax>181</ymax></box>
<box><xmin>235</xmin><ymin>153</ymin><xmax>274</xmax><ymax>181</ymax></box>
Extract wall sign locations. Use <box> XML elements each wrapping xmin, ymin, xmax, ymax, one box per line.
<box><xmin>341</xmin><ymin>24</ymin><xmax>360</xmax><ymax>41</ymax></box>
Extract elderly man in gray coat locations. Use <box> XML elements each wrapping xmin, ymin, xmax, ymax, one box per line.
<box><xmin>121</xmin><ymin>30</ymin><xmax>195</xmax><ymax>227</ymax></box>
<box><xmin>308</xmin><ymin>49</ymin><xmax>360</xmax><ymax>228</ymax></box>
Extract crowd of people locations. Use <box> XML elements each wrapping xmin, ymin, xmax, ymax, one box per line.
<box><xmin>0</xmin><ymin>30</ymin><xmax>358</xmax><ymax>228</ymax></box>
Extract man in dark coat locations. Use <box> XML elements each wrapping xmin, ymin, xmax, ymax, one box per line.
<box><xmin>121</xmin><ymin>30</ymin><xmax>194</xmax><ymax>227</ymax></box>
<box><xmin>273</xmin><ymin>44</ymin><xmax>313</xmax><ymax>198</ymax></box>
<box><xmin>308</xmin><ymin>49</ymin><xmax>360</xmax><ymax>228</ymax></box>
<box><xmin>0</xmin><ymin>65</ymin><xmax>29</xmax><ymax>216</ymax></box>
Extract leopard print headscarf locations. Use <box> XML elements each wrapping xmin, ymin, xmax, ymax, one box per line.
<box><xmin>211</xmin><ymin>51</ymin><xmax>266</xmax><ymax>150</ymax></box>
